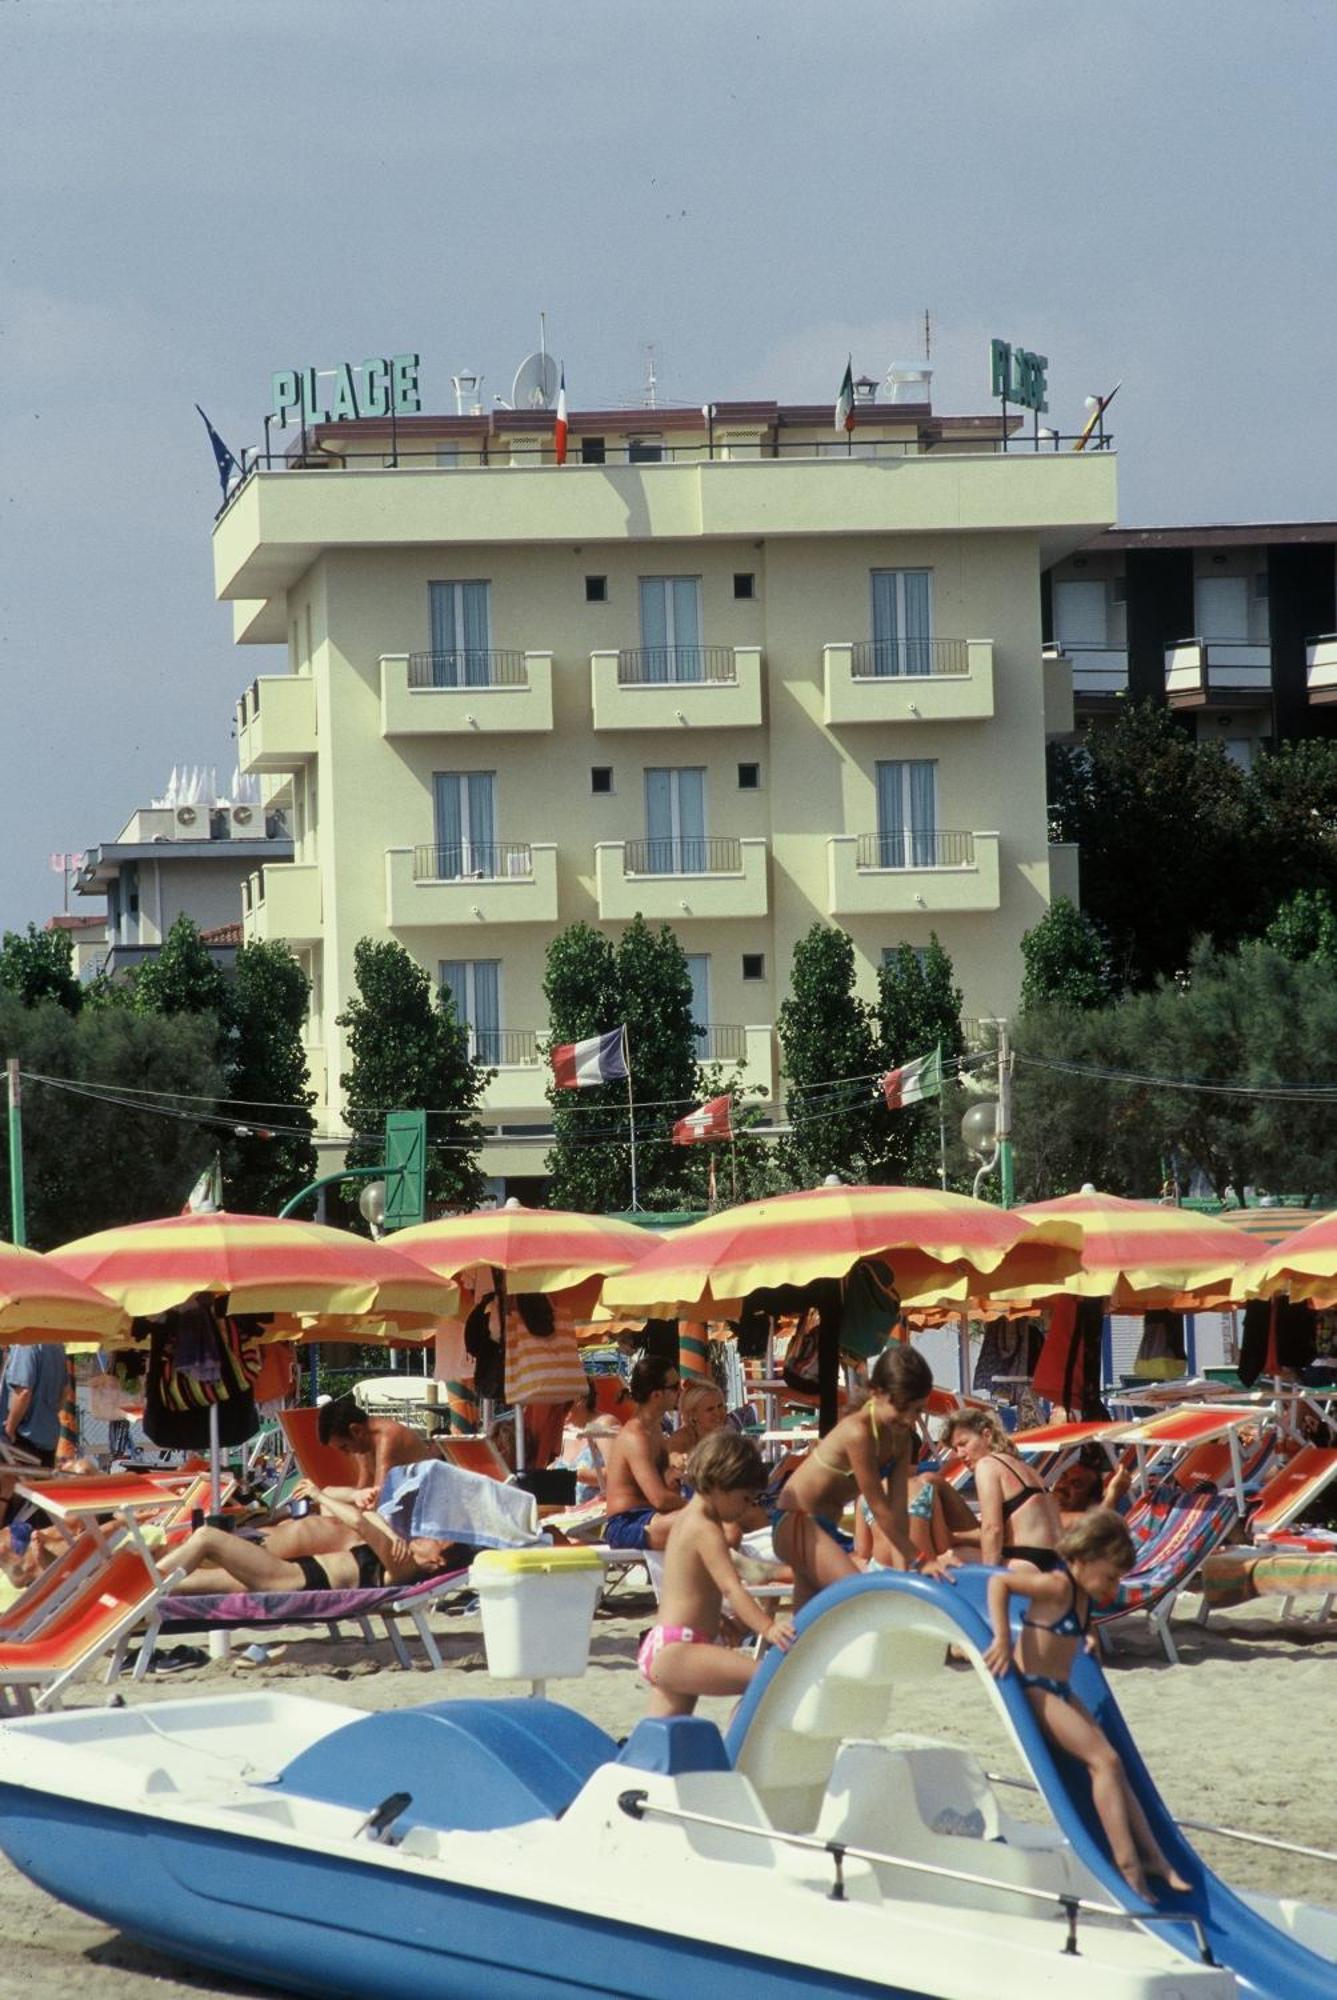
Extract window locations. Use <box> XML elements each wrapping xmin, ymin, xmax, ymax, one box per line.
<box><xmin>870</xmin><ymin>568</ymin><xmax>933</xmax><ymax>676</ymax></box>
<box><xmin>1053</xmin><ymin>579</ymin><xmax>1109</xmax><ymax>650</ymax></box>
<box><xmin>737</xmin><ymin>762</ymin><xmax>760</xmax><ymax>790</ymax></box>
<box><xmin>591</xmin><ymin>766</ymin><xmax>614</xmax><ymax>795</ymax></box>
<box><xmin>432</xmin><ymin>771</ymin><xmax>497</xmax><ymax>876</ymax></box>
<box><xmin>882</xmin><ymin>944</ymin><xmax>930</xmax><ymax>972</ymax></box>
<box><xmin>581</xmin><ymin>436</ymin><xmax>606</xmax><ymax>465</ymax></box>
<box><xmin>1254</xmin><ymin>572</ymin><xmax>1270</xmax><ymax>601</ymax></box>
<box><xmin>644</xmin><ymin>766</ymin><xmax>706</xmax><ymax>873</ymax></box>
<box><xmin>685</xmin><ymin>953</ymin><xmax>710</xmax><ymax>1052</ymax></box>
<box><xmin>733</xmin><ymin>572</ymin><xmax>756</xmax><ymax>600</ymax></box>
<box><xmin>874</xmin><ymin>759</ymin><xmax>937</xmax><ymax>867</ymax></box>
<box><xmin>440</xmin><ymin>959</ymin><xmax>503</xmax><ymax>1063</ymax></box>
<box><xmin>585</xmin><ymin>575</ymin><xmax>608</xmax><ymax>603</ymax></box>
<box><xmin>628</xmin><ymin>438</ymin><xmax>664</xmax><ymax>463</ymax></box>
<box><xmin>639</xmin><ymin>576</ymin><xmax>703</xmax><ymax>681</ymax></box>
<box><xmin>742</xmin><ymin>953</ymin><xmax>766</xmax><ymax>982</ymax></box>
<box><xmin>427</xmin><ymin>580</ymin><xmax>492</xmax><ymax>685</ymax></box>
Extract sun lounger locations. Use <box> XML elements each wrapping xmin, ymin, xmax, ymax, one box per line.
<box><xmin>0</xmin><ymin>1545</ymin><xmax>181</xmax><ymax>1714</ymax></box>
<box><xmin>279</xmin><ymin>1406</ymin><xmax>363</xmax><ymax>1489</ymax></box>
<box><xmin>1199</xmin><ymin>1543</ymin><xmax>1337</xmax><ymax>1624</ymax></box>
<box><xmin>1094</xmin><ymin>1485</ymin><xmax>1240</xmax><ymax>1664</ymax></box>
<box><xmin>0</xmin><ymin>1528</ymin><xmax>127</xmax><ymax>1643</ymax></box>
<box><xmin>1247</xmin><ymin>1445</ymin><xmax>1337</xmax><ymax>1540</ymax></box>
<box><xmin>155</xmin><ymin>1563</ymin><xmax>473</xmax><ymax>1672</ymax></box>
<box><xmin>436</xmin><ymin>1435</ymin><xmax>512</xmax><ymax>1482</ymax></box>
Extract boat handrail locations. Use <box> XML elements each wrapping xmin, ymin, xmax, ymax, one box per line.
<box><xmin>615</xmin><ymin>1788</ymin><xmax>1186</xmax><ymax>1960</ymax></box>
<box><xmin>985</xmin><ymin>1772</ymin><xmax>1337</xmax><ymax>1868</ymax></box>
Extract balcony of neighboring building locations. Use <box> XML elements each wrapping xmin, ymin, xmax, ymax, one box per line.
<box><xmin>385</xmin><ymin>841</ymin><xmax>559</xmax><ymax>928</ymax></box>
<box><xmin>468</xmin><ymin>1030</ymin><xmax>550</xmax><ymax>1115</ymax></box>
<box><xmin>695</xmin><ymin>1022</ymin><xmax>777</xmax><ymax>1099</ymax></box>
<box><xmin>590</xmin><ymin>646</ymin><xmax>763</xmax><ymax>731</ymax></box>
<box><xmin>822</xmin><ymin>639</ymin><xmax>994</xmax><ymax>726</ymax></box>
<box><xmin>235</xmin><ymin>676</ymin><xmax>317</xmax><ymax>775</ymax></box>
<box><xmin>1043</xmin><ymin>640</ymin><xmax>1129</xmax><ymax>708</ymax></box>
<box><xmin>595</xmin><ymin>836</ymin><xmax>769</xmax><ymax>920</ymax></box>
<box><xmin>380</xmin><ymin>650</ymin><xmax>554</xmax><ymax>737</ymax></box>
<box><xmin>1164</xmin><ymin>639</ymin><xmax>1272</xmax><ymax>710</ymax></box>
<box><xmin>242</xmin><ymin>863</ymin><xmax>322</xmax><ymax>945</ymax></box>
<box><xmin>1306</xmin><ymin>634</ymin><xmax>1337</xmax><ymax>705</ymax></box>
<box><xmin>827</xmin><ymin>830</ymin><xmax>1000</xmax><ymax>917</ymax></box>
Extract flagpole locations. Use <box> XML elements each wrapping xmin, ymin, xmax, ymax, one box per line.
<box><xmin>936</xmin><ymin>1042</ymin><xmax>948</xmax><ymax>1191</ymax></box>
<box><xmin>623</xmin><ymin>1027</ymin><xmax>639</xmax><ymax>1211</ymax></box>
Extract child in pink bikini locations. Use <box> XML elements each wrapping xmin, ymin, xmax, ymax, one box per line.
<box><xmin>639</xmin><ymin>1431</ymin><xmax>795</xmax><ymax>1717</ymax></box>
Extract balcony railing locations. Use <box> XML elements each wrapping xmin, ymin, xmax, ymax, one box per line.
<box><xmin>856</xmin><ymin>830</ymin><xmax>976</xmax><ymax>871</ymax></box>
<box><xmin>850</xmin><ymin>638</ymin><xmax>969</xmax><ymax>679</ymax></box>
<box><xmin>407</xmin><ymin>649</ymin><xmax>528</xmax><ymax>689</ymax></box>
<box><xmin>625</xmin><ymin>836</ymin><xmax>742</xmax><ymax>877</ymax></box>
<box><xmin>468</xmin><ymin>1028</ymin><xmax>540</xmax><ymax>1067</ymax></box>
<box><xmin>617</xmin><ymin>646</ymin><xmax>737</xmax><ymax>686</ymax></box>
<box><xmin>1164</xmin><ymin>638</ymin><xmax>1272</xmax><ymax>707</ymax></box>
<box><xmin>413</xmin><ymin>841</ymin><xmax>534</xmax><ymax>882</ymax></box>
<box><xmin>695</xmin><ymin>1023</ymin><xmax>747</xmax><ymax>1062</ymax></box>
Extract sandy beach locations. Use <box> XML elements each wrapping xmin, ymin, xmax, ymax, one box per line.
<box><xmin>0</xmin><ymin>1585</ymin><xmax>1331</xmax><ymax>2000</ymax></box>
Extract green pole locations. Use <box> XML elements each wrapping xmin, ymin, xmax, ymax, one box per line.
<box><xmin>6</xmin><ymin>1059</ymin><xmax>26</xmax><ymax>1247</ymax></box>
<box><xmin>277</xmin><ymin>1163</ymin><xmax>400</xmax><ymax>1220</ymax></box>
<box><xmin>996</xmin><ymin>1017</ymin><xmax>1015</xmax><ymax>1208</ymax></box>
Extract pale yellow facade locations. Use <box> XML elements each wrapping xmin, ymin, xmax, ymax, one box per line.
<box><xmin>217</xmin><ymin>398</ymin><xmax>1114</xmax><ymax>1180</ymax></box>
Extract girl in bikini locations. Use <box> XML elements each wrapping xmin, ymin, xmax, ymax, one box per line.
<box><xmin>773</xmin><ymin>1345</ymin><xmax>955</xmax><ymax>1608</ymax></box>
<box><xmin>947</xmin><ymin>1409</ymin><xmax>1064</xmax><ymax>1570</ymax></box>
<box><xmin>161</xmin><ymin>1488</ymin><xmax>467</xmax><ymax>1597</ymax></box>
<box><xmin>985</xmin><ymin>1509</ymin><xmax>1190</xmax><ymax>1904</ymax></box>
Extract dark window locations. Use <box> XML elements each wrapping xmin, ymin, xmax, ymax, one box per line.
<box><xmin>742</xmin><ymin>953</ymin><xmax>765</xmax><ymax>981</ymax></box>
<box><xmin>738</xmin><ymin>762</ymin><xmax>760</xmax><ymax>790</ymax></box>
<box><xmin>585</xmin><ymin>575</ymin><xmax>608</xmax><ymax>603</ymax></box>
<box><xmin>581</xmin><ymin>437</ymin><xmax>606</xmax><ymax>465</ymax></box>
<box><xmin>733</xmin><ymin>572</ymin><xmax>756</xmax><ymax>600</ymax></box>
<box><xmin>628</xmin><ymin>439</ymin><xmax>664</xmax><ymax>464</ymax></box>
<box><xmin>591</xmin><ymin>767</ymin><xmax>614</xmax><ymax>795</ymax></box>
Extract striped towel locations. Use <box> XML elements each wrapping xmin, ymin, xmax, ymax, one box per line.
<box><xmin>503</xmin><ymin>1301</ymin><xmax>588</xmax><ymax>1407</ymax></box>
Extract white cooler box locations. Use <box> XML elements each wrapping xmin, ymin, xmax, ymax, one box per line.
<box><xmin>470</xmin><ymin>1547</ymin><xmax>605</xmax><ymax>1688</ymax></box>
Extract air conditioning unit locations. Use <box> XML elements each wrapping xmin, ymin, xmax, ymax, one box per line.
<box><xmin>176</xmin><ymin>806</ymin><xmax>197</xmax><ymax>828</ymax></box>
<box><xmin>233</xmin><ymin>805</ymin><xmax>254</xmax><ymax>827</ymax></box>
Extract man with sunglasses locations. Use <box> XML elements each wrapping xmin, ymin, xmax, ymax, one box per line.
<box><xmin>602</xmin><ymin>1354</ymin><xmax>686</xmax><ymax>1551</ymax></box>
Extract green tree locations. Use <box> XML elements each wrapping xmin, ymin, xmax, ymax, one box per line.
<box><xmin>338</xmin><ymin>939</ymin><xmax>488</xmax><ymax>1212</ymax></box>
<box><xmin>1263</xmin><ymin>886</ymin><xmax>1337</xmax><ymax>967</ymax></box>
<box><xmin>0</xmin><ymin>924</ymin><xmax>83</xmax><ymax>1013</ymax></box>
<box><xmin>225</xmin><ymin>942</ymin><xmax>318</xmax><ymax>1213</ymax></box>
<box><xmin>1020</xmin><ymin>898</ymin><xmax>1117</xmax><ymax>1012</ymax></box>
<box><xmin>875</xmin><ymin>935</ymin><xmax>966</xmax><ymax>1185</ymax></box>
<box><xmin>777</xmin><ymin>924</ymin><xmax>881</xmax><ymax>1187</ymax></box>
<box><xmin>131</xmin><ymin>915</ymin><xmax>230</xmax><ymax>1020</ymax></box>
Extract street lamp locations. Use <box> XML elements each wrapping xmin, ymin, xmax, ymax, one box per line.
<box><xmin>358</xmin><ymin>1179</ymin><xmax>387</xmax><ymax>1237</ymax></box>
<box><xmin>961</xmin><ymin>1101</ymin><xmax>999</xmax><ymax>1201</ymax></box>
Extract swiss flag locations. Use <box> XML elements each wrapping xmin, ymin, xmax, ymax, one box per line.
<box><xmin>672</xmin><ymin>1094</ymin><xmax>733</xmax><ymax>1146</ymax></box>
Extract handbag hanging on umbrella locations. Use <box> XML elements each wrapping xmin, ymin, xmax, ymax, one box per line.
<box><xmin>140</xmin><ymin>1295</ymin><xmax>262</xmax><ymax>1450</ymax></box>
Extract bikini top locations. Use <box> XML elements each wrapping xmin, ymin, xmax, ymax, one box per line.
<box><xmin>810</xmin><ymin>1401</ymin><xmax>901</xmax><ymax>1484</ymax></box>
<box><xmin>1022</xmin><ymin>1558</ymin><xmax>1091</xmax><ymax>1640</ymax></box>
<box><xmin>994</xmin><ymin>1455</ymin><xmax>1048</xmax><ymax>1521</ymax></box>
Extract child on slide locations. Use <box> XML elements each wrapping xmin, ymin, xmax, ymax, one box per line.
<box><xmin>984</xmin><ymin>1508</ymin><xmax>1191</xmax><ymax>1904</ymax></box>
<box><xmin>640</xmin><ymin>1431</ymin><xmax>796</xmax><ymax>1718</ymax></box>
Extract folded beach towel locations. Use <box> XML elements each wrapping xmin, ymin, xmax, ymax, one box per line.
<box><xmin>380</xmin><ymin>1459</ymin><xmax>545</xmax><ymax>1550</ymax></box>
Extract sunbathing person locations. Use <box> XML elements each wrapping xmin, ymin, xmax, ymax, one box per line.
<box><xmin>317</xmin><ymin>1392</ymin><xmax>441</xmax><ymax>1503</ymax></box>
<box><xmin>602</xmin><ymin>1355</ymin><xmax>686</xmax><ymax>1551</ymax></box>
<box><xmin>640</xmin><ymin>1432</ymin><xmax>795</xmax><ymax>1717</ymax></box>
<box><xmin>162</xmin><ymin>1487</ymin><xmax>470</xmax><ymax>1596</ymax></box>
<box><xmin>946</xmin><ymin>1409</ymin><xmax>1063</xmax><ymax>1570</ymax></box>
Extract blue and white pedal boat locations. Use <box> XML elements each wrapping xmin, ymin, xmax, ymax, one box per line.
<box><xmin>0</xmin><ymin>1572</ymin><xmax>1331</xmax><ymax>2000</ymax></box>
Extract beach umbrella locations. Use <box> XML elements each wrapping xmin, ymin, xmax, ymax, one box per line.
<box><xmin>600</xmin><ymin>1183</ymin><xmax>1082</xmax><ymax>1320</ymax></box>
<box><xmin>1236</xmin><ymin>1209</ymin><xmax>1337</xmax><ymax>1307</ymax></box>
<box><xmin>391</xmin><ymin>1202</ymin><xmax>655</xmax><ymax>1294</ymax></box>
<box><xmin>990</xmin><ymin>1190</ymin><xmax>1262</xmax><ymax>1310</ymax></box>
<box><xmin>0</xmin><ymin>1241</ymin><xmax>127</xmax><ymax>1343</ymax></box>
<box><xmin>54</xmin><ymin>1211</ymin><xmax>457</xmax><ymax>1329</ymax></box>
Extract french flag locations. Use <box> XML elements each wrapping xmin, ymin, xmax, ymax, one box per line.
<box><xmin>554</xmin><ymin>366</ymin><xmax>568</xmax><ymax>466</ymax></box>
<box><xmin>672</xmin><ymin>1094</ymin><xmax>733</xmax><ymax>1146</ymax></box>
<box><xmin>550</xmin><ymin>1026</ymin><xmax>628</xmax><ymax>1090</ymax></box>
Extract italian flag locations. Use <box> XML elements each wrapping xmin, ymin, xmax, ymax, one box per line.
<box><xmin>554</xmin><ymin>367</ymin><xmax>568</xmax><ymax>466</ymax></box>
<box><xmin>672</xmin><ymin>1094</ymin><xmax>733</xmax><ymax>1145</ymax></box>
<box><xmin>881</xmin><ymin>1046</ymin><xmax>942</xmax><ymax>1111</ymax></box>
<box><xmin>181</xmin><ymin>1157</ymin><xmax>223</xmax><ymax>1214</ymax></box>
<box><xmin>835</xmin><ymin>356</ymin><xmax>856</xmax><ymax>434</ymax></box>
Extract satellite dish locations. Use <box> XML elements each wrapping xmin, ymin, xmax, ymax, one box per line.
<box><xmin>511</xmin><ymin>351</ymin><xmax>560</xmax><ymax>410</ymax></box>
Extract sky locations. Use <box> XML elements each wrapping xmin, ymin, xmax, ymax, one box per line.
<box><xmin>3</xmin><ymin>0</ymin><xmax>1336</xmax><ymax>932</ymax></box>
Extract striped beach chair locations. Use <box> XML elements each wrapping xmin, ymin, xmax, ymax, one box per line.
<box><xmin>1095</xmin><ymin>1484</ymin><xmax>1240</xmax><ymax>1664</ymax></box>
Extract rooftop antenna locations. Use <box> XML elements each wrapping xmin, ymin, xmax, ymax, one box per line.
<box><xmin>643</xmin><ymin>343</ymin><xmax>658</xmax><ymax>410</ymax></box>
<box><xmin>924</xmin><ymin>309</ymin><xmax>932</xmax><ymax>362</ymax></box>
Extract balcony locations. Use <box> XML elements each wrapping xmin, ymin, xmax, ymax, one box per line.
<box><xmin>591</xmin><ymin>645</ymin><xmax>763</xmax><ymax>731</ymax></box>
<box><xmin>1306</xmin><ymin>634</ymin><xmax>1337</xmax><ymax>705</ymax></box>
<box><xmin>469</xmin><ymin>1030</ymin><xmax>550</xmax><ymax>1114</ymax></box>
<box><xmin>1164</xmin><ymin>639</ymin><xmax>1272</xmax><ymax>709</ymax></box>
<box><xmin>242</xmin><ymin>863</ymin><xmax>322</xmax><ymax>945</ymax></box>
<box><xmin>695</xmin><ymin>1023</ymin><xmax>777</xmax><ymax>1098</ymax></box>
<box><xmin>822</xmin><ymin>639</ymin><xmax>994</xmax><ymax>725</ymax></box>
<box><xmin>1044</xmin><ymin>641</ymin><xmax>1129</xmax><ymax>705</ymax></box>
<box><xmin>385</xmin><ymin>841</ymin><xmax>559</xmax><ymax>928</ymax></box>
<box><xmin>380</xmin><ymin>650</ymin><xmax>554</xmax><ymax>736</ymax></box>
<box><xmin>596</xmin><ymin>835</ymin><xmax>769</xmax><ymax>920</ymax></box>
<box><xmin>235</xmin><ymin>676</ymin><xmax>317</xmax><ymax>774</ymax></box>
<box><xmin>827</xmin><ymin>830</ymin><xmax>1000</xmax><ymax>917</ymax></box>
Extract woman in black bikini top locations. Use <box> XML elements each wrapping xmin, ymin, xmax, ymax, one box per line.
<box><xmin>947</xmin><ymin>1410</ymin><xmax>1063</xmax><ymax>1569</ymax></box>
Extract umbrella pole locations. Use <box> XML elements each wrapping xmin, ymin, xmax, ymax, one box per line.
<box><xmin>816</xmin><ymin>1281</ymin><xmax>842</xmax><ymax>1437</ymax></box>
<box><xmin>501</xmin><ymin>1275</ymin><xmax>526</xmax><ymax>1472</ymax></box>
<box><xmin>208</xmin><ymin>1401</ymin><xmax>222</xmax><ymax>1514</ymax></box>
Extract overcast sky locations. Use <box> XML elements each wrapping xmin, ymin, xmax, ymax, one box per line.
<box><xmin>3</xmin><ymin>0</ymin><xmax>1335</xmax><ymax>932</ymax></box>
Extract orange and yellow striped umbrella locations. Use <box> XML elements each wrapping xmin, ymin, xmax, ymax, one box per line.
<box><xmin>392</xmin><ymin>1203</ymin><xmax>655</xmax><ymax>1296</ymax></box>
<box><xmin>993</xmin><ymin>1190</ymin><xmax>1261</xmax><ymax>1309</ymax></box>
<box><xmin>53</xmin><ymin>1211</ymin><xmax>458</xmax><ymax>1329</ymax></box>
<box><xmin>0</xmin><ymin>1241</ymin><xmax>127</xmax><ymax>1343</ymax></box>
<box><xmin>600</xmin><ymin>1183</ymin><xmax>1082</xmax><ymax>1319</ymax></box>
<box><xmin>1236</xmin><ymin>1209</ymin><xmax>1337</xmax><ymax>1307</ymax></box>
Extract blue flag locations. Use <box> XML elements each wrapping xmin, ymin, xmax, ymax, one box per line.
<box><xmin>195</xmin><ymin>405</ymin><xmax>240</xmax><ymax>498</ymax></box>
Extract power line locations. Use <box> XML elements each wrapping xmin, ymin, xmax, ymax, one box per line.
<box><xmin>1015</xmin><ymin>1052</ymin><xmax>1337</xmax><ymax>1103</ymax></box>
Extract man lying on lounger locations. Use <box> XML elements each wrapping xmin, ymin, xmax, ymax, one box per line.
<box><xmin>161</xmin><ymin>1488</ymin><xmax>473</xmax><ymax>1596</ymax></box>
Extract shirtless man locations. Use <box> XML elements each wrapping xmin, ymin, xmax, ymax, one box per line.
<box><xmin>602</xmin><ymin>1355</ymin><xmax>685</xmax><ymax>1551</ymax></box>
<box><xmin>316</xmin><ymin>1392</ymin><xmax>440</xmax><ymax>1507</ymax></box>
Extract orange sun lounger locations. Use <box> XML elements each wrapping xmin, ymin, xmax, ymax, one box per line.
<box><xmin>0</xmin><ymin>1545</ymin><xmax>180</xmax><ymax>1715</ymax></box>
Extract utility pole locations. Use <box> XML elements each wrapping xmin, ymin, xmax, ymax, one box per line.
<box><xmin>6</xmin><ymin>1059</ymin><xmax>26</xmax><ymax>1247</ymax></box>
<box><xmin>996</xmin><ymin>1018</ymin><xmax>1015</xmax><ymax>1208</ymax></box>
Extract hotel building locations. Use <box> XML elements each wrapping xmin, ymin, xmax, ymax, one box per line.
<box><xmin>215</xmin><ymin>381</ymin><xmax>1115</xmax><ymax>1182</ymax></box>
